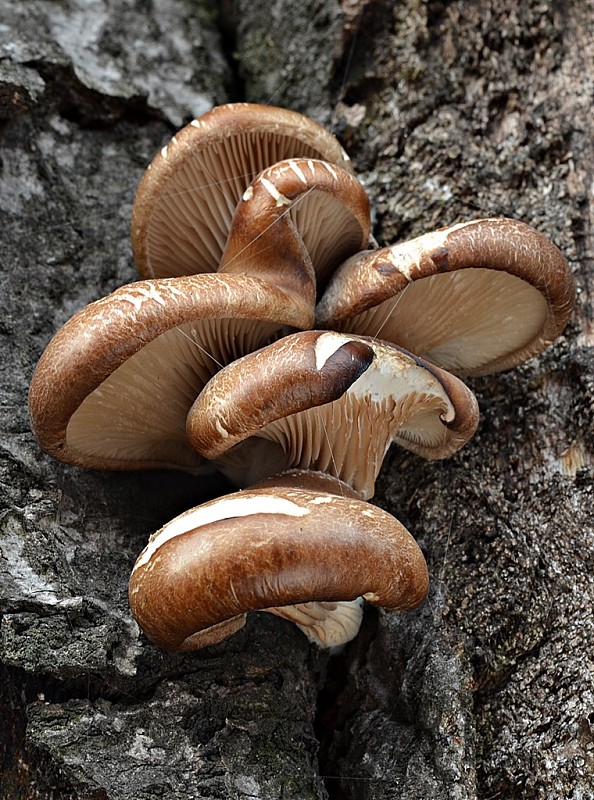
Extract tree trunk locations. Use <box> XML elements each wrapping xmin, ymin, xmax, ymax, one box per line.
<box><xmin>1</xmin><ymin>1</ymin><xmax>592</xmax><ymax>798</ymax></box>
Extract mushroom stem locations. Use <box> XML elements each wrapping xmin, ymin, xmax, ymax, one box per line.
<box><xmin>186</xmin><ymin>331</ymin><xmax>479</xmax><ymax>498</ymax></box>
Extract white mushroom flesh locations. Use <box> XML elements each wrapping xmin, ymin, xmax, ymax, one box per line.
<box><xmin>133</xmin><ymin>492</ymin><xmax>311</xmax><ymax>571</ymax></box>
<box><xmin>266</xmin><ymin>598</ymin><xmax>364</xmax><ymax>648</ymax></box>
<box><xmin>214</xmin><ymin>346</ymin><xmax>461</xmax><ymax>499</ymax></box>
<box><xmin>257</xmin><ymin>386</ymin><xmax>452</xmax><ymax>498</ymax></box>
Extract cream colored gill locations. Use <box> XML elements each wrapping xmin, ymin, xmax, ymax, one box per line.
<box><xmin>146</xmin><ymin>134</ymin><xmax>328</xmax><ymax>278</ymax></box>
<box><xmin>252</xmin><ymin>350</ymin><xmax>457</xmax><ymax>497</ymax></box>
<box><xmin>266</xmin><ymin>598</ymin><xmax>364</xmax><ymax>647</ymax></box>
<box><xmin>134</xmin><ymin>494</ymin><xmax>311</xmax><ymax>570</ymax></box>
<box><xmin>290</xmin><ymin>191</ymin><xmax>366</xmax><ymax>284</ymax></box>
<box><xmin>66</xmin><ymin>318</ymin><xmax>279</xmax><ymax>468</ymax></box>
<box><xmin>258</xmin><ymin>389</ymin><xmax>449</xmax><ymax>498</ymax></box>
<box><xmin>340</xmin><ymin>269</ymin><xmax>549</xmax><ymax>374</ymax></box>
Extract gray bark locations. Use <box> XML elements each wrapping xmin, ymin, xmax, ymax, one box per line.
<box><xmin>1</xmin><ymin>0</ymin><xmax>593</xmax><ymax>798</ymax></box>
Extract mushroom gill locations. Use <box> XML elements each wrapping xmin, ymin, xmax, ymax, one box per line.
<box><xmin>186</xmin><ymin>331</ymin><xmax>479</xmax><ymax>499</ymax></box>
<box><xmin>316</xmin><ymin>218</ymin><xmax>575</xmax><ymax>376</ymax></box>
<box><xmin>29</xmin><ymin>274</ymin><xmax>312</xmax><ymax>472</ymax></box>
<box><xmin>132</xmin><ymin>103</ymin><xmax>353</xmax><ymax>279</ymax></box>
<box><xmin>330</xmin><ymin>268</ymin><xmax>549</xmax><ymax>374</ymax></box>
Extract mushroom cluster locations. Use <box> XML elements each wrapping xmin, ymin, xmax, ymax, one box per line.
<box><xmin>29</xmin><ymin>103</ymin><xmax>575</xmax><ymax>652</ymax></box>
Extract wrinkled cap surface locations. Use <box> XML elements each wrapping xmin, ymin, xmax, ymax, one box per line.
<box><xmin>129</xmin><ymin>471</ymin><xmax>429</xmax><ymax>651</ymax></box>
<box><xmin>316</xmin><ymin>218</ymin><xmax>575</xmax><ymax>376</ymax></box>
<box><xmin>186</xmin><ymin>330</ymin><xmax>479</xmax><ymax>497</ymax></box>
<box><xmin>131</xmin><ymin>103</ymin><xmax>354</xmax><ymax>279</ymax></box>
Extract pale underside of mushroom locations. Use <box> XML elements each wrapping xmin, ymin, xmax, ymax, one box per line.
<box><xmin>186</xmin><ymin>331</ymin><xmax>479</xmax><ymax>498</ymax></box>
<box><xmin>266</xmin><ymin>598</ymin><xmax>364</xmax><ymax>649</ymax></box>
<box><xmin>131</xmin><ymin>104</ymin><xmax>353</xmax><ymax>279</ymax></box>
<box><xmin>66</xmin><ymin>316</ymin><xmax>281</xmax><ymax>471</ymax></box>
<box><xmin>292</xmin><ymin>190</ymin><xmax>368</xmax><ymax>283</ymax></box>
<box><xmin>29</xmin><ymin>274</ymin><xmax>312</xmax><ymax>472</ymax></box>
<box><xmin>316</xmin><ymin>218</ymin><xmax>575</xmax><ymax>376</ymax></box>
<box><xmin>129</xmin><ymin>473</ymin><xmax>429</xmax><ymax>651</ymax></box>
<box><xmin>218</xmin><ymin>158</ymin><xmax>371</xmax><ymax>295</ymax></box>
<box><xmin>326</xmin><ymin>268</ymin><xmax>548</xmax><ymax>374</ymax></box>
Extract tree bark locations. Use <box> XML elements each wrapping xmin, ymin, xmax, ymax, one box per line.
<box><xmin>1</xmin><ymin>1</ymin><xmax>592</xmax><ymax>798</ymax></box>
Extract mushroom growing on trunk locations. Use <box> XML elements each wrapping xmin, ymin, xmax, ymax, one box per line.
<box><xmin>29</xmin><ymin>101</ymin><xmax>577</xmax><ymax>659</ymax></box>
<box><xmin>131</xmin><ymin>103</ymin><xmax>356</xmax><ymax>279</ymax></box>
<box><xmin>218</xmin><ymin>157</ymin><xmax>371</xmax><ymax>298</ymax></box>
<box><xmin>186</xmin><ymin>330</ymin><xmax>479</xmax><ymax>498</ymax></box>
<box><xmin>30</xmin><ymin>150</ymin><xmax>376</xmax><ymax>474</ymax></box>
<box><xmin>28</xmin><ymin>274</ymin><xmax>313</xmax><ymax>473</ymax></box>
<box><xmin>129</xmin><ymin>470</ymin><xmax>429</xmax><ymax>651</ymax></box>
<box><xmin>316</xmin><ymin>218</ymin><xmax>575</xmax><ymax>375</ymax></box>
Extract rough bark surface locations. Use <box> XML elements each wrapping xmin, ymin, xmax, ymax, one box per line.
<box><xmin>1</xmin><ymin>1</ymin><xmax>593</xmax><ymax>798</ymax></box>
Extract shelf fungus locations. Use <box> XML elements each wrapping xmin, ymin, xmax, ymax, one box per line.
<box><xmin>131</xmin><ymin>103</ymin><xmax>355</xmax><ymax>280</ymax></box>
<box><xmin>129</xmin><ymin>471</ymin><xmax>429</xmax><ymax>651</ymax></box>
<box><xmin>186</xmin><ymin>330</ymin><xmax>479</xmax><ymax>498</ymax></box>
<box><xmin>316</xmin><ymin>218</ymin><xmax>575</xmax><ymax>376</ymax></box>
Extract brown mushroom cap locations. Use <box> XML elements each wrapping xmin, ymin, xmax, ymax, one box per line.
<box><xmin>186</xmin><ymin>330</ymin><xmax>479</xmax><ymax>498</ymax></box>
<box><xmin>131</xmin><ymin>103</ymin><xmax>353</xmax><ymax>280</ymax></box>
<box><xmin>253</xmin><ymin>468</ymin><xmax>361</xmax><ymax>498</ymax></box>
<box><xmin>219</xmin><ymin>158</ymin><xmax>370</xmax><ymax>298</ymax></box>
<box><xmin>129</xmin><ymin>471</ymin><xmax>429</xmax><ymax>652</ymax></box>
<box><xmin>316</xmin><ymin>218</ymin><xmax>575</xmax><ymax>376</ymax></box>
<box><xmin>29</xmin><ymin>274</ymin><xmax>313</xmax><ymax>472</ymax></box>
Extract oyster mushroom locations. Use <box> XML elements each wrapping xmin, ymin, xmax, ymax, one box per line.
<box><xmin>186</xmin><ymin>330</ymin><xmax>479</xmax><ymax>498</ymax></box>
<box><xmin>129</xmin><ymin>470</ymin><xmax>429</xmax><ymax>651</ymax></box>
<box><xmin>29</xmin><ymin>274</ymin><xmax>312</xmax><ymax>472</ymax></box>
<box><xmin>131</xmin><ymin>103</ymin><xmax>355</xmax><ymax>279</ymax></box>
<box><xmin>316</xmin><ymin>218</ymin><xmax>575</xmax><ymax>375</ymax></box>
<box><xmin>219</xmin><ymin>157</ymin><xmax>370</xmax><ymax>298</ymax></box>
